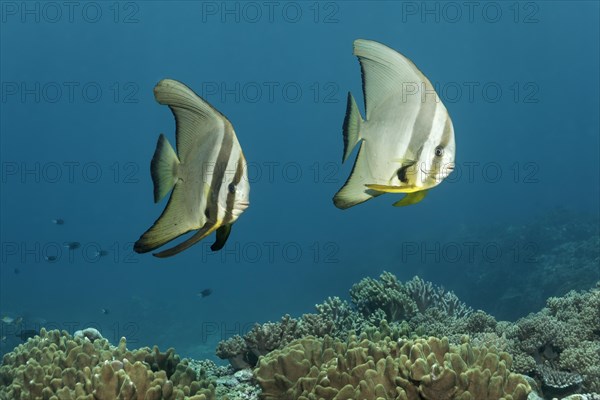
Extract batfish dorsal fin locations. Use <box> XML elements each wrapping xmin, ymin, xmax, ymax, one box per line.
<box><xmin>154</xmin><ymin>79</ymin><xmax>227</xmax><ymax>163</ymax></box>
<box><xmin>354</xmin><ymin>39</ymin><xmax>434</xmax><ymax>120</ymax></box>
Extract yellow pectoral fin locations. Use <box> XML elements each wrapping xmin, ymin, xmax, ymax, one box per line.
<box><xmin>392</xmin><ymin>190</ymin><xmax>429</xmax><ymax>207</ymax></box>
<box><xmin>365</xmin><ymin>184</ymin><xmax>412</xmax><ymax>193</ymax></box>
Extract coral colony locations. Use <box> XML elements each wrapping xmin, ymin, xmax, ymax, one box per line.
<box><xmin>1</xmin><ymin>274</ymin><xmax>598</xmax><ymax>399</ymax></box>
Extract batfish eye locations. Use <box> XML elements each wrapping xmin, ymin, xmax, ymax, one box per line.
<box><xmin>228</xmin><ymin>183</ymin><xmax>236</xmax><ymax>194</ymax></box>
<box><xmin>435</xmin><ymin>146</ymin><xmax>444</xmax><ymax>157</ymax></box>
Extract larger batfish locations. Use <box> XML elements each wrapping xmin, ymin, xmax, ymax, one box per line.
<box><xmin>134</xmin><ymin>79</ymin><xmax>249</xmax><ymax>257</ymax></box>
<box><xmin>333</xmin><ymin>39</ymin><xmax>455</xmax><ymax>209</ymax></box>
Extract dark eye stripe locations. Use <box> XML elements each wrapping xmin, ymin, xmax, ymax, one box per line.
<box><xmin>397</xmin><ymin>162</ymin><xmax>416</xmax><ymax>183</ymax></box>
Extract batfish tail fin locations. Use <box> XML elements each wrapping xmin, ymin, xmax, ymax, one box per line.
<box><xmin>151</xmin><ymin>134</ymin><xmax>180</xmax><ymax>203</ymax></box>
<box><xmin>342</xmin><ymin>92</ymin><xmax>364</xmax><ymax>163</ymax></box>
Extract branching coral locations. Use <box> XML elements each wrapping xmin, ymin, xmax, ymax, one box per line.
<box><xmin>215</xmin><ymin>315</ymin><xmax>302</xmax><ymax>369</ymax></box>
<box><xmin>502</xmin><ymin>284</ymin><xmax>600</xmax><ymax>393</ymax></box>
<box><xmin>308</xmin><ymin>296</ymin><xmax>364</xmax><ymax>337</ymax></box>
<box><xmin>406</xmin><ymin>276</ymin><xmax>473</xmax><ymax>318</ymax></box>
<box><xmin>215</xmin><ymin>298</ymin><xmax>369</xmax><ymax>369</ymax></box>
<box><xmin>350</xmin><ymin>271</ymin><xmax>419</xmax><ymax>322</ymax></box>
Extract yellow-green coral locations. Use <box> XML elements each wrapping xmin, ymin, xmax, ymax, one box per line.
<box><xmin>0</xmin><ymin>328</ymin><xmax>215</xmax><ymax>400</ymax></box>
<box><xmin>254</xmin><ymin>334</ymin><xmax>530</xmax><ymax>400</ymax></box>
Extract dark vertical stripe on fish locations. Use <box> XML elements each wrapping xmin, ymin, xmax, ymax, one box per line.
<box><xmin>223</xmin><ymin>154</ymin><xmax>245</xmax><ymax>224</ymax></box>
<box><xmin>207</xmin><ymin>122</ymin><xmax>234</xmax><ymax>223</ymax></box>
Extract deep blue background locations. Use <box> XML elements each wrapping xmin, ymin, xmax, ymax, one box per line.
<box><xmin>1</xmin><ymin>1</ymin><xmax>598</xmax><ymax>360</ymax></box>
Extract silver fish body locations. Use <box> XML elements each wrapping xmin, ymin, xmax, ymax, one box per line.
<box><xmin>334</xmin><ymin>39</ymin><xmax>455</xmax><ymax>209</ymax></box>
<box><xmin>135</xmin><ymin>79</ymin><xmax>249</xmax><ymax>257</ymax></box>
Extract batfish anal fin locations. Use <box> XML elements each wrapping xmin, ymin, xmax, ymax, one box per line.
<box><xmin>210</xmin><ymin>224</ymin><xmax>232</xmax><ymax>251</ymax></box>
<box><xmin>134</xmin><ymin>183</ymin><xmax>200</xmax><ymax>254</ymax></box>
<box><xmin>152</xmin><ymin>222</ymin><xmax>220</xmax><ymax>258</ymax></box>
<box><xmin>392</xmin><ymin>190</ymin><xmax>429</xmax><ymax>207</ymax></box>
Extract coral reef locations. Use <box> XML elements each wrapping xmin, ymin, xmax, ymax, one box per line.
<box><xmin>0</xmin><ymin>328</ymin><xmax>215</xmax><ymax>400</ymax></box>
<box><xmin>387</xmin><ymin>281</ymin><xmax>600</xmax><ymax>396</ymax></box>
<box><xmin>406</xmin><ymin>276</ymin><xmax>473</xmax><ymax>318</ymax></box>
<box><xmin>215</xmin><ymin>297</ymin><xmax>368</xmax><ymax>369</ymax></box>
<box><xmin>536</xmin><ymin>362</ymin><xmax>583</xmax><ymax>398</ymax></box>
<box><xmin>1</xmin><ymin>272</ymin><xmax>597</xmax><ymax>400</ymax></box>
<box><xmin>349</xmin><ymin>274</ymin><xmax>472</xmax><ymax>322</ymax></box>
<box><xmin>350</xmin><ymin>272</ymin><xmax>419</xmax><ymax>321</ymax></box>
<box><xmin>254</xmin><ymin>334</ymin><xmax>530</xmax><ymax>400</ymax></box>
<box><xmin>216</xmin><ymin>314</ymin><xmax>303</xmax><ymax>370</ymax></box>
<box><xmin>186</xmin><ymin>360</ymin><xmax>261</xmax><ymax>400</ymax></box>
<box><xmin>216</xmin><ymin>334</ymin><xmax>251</xmax><ymax>370</ymax></box>
<box><xmin>347</xmin><ymin>274</ymin><xmax>600</xmax><ymax>396</ymax></box>
<box><xmin>503</xmin><ymin>284</ymin><xmax>600</xmax><ymax>394</ymax></box>
<box><xmin>74</xmin><ymin>327</ymin><xmax>104</xmax><ymax>342</ymax></box>
<box><xmin>216</xmin><ymin>274</ymin><xmax>474</xmax><ymax>368</ymax></box>
<box><xmin>213</xmin><ymin>270</ymin><xmax>599</xmax><ymax>399</ymax></box>
<box><xmin>302</xmin><ymin>296</ymin><xmax>365</xmax><ymax>338</ymax></box>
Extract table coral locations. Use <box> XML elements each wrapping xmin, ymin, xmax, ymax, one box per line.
<box><xmin>536</xmin><ymin>362</ymin><xmax>583</xmax><ymax>398</ymax></box>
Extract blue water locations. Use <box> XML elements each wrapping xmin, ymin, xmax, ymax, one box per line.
<box><xmin>1</xmin><ymin>1</ymin><xmax>598</xmax><ymax>361</ymax></box>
